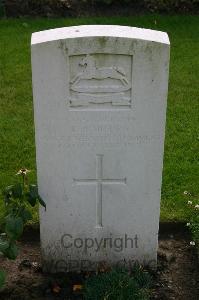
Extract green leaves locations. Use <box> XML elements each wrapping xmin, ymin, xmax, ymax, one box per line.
<box><xmin>26</xmin><ymin>184</ymin><xmax>38</xmax><ymax>207</ymax></box>
<box><xmin>3</xmin><ymin>181</ymin><xmax>46</xmax><ymax>210</ymax></box>
<box><xmin>0</xmin><ymin>270</ymin><xmax>6</xmax><ymax>289</ymax></box>
<box><xmin>2</xmin><ymin>216</ymin><xmax>21</xmax><ymax>260</ymax></box>
<box><xmin>38</xmin><ymin>196</ymin><xmax>46</xmax><ymax>211</ymax></box>
<box><xmin>29</xmin><ymin>184</ymin><xmax>38</xmax><ymax>199</ymax></box>
<box><xmin>0</xmin><ymin>234</ymin><xmax>19</xmax><ymax>260</ymax></box>
<box><xmin>3</xmin><ymin>185</ymin><xmax>13</xmax><ymax>204</ymax></box>
<box><xmin>0</xmin><ymin>236</ymin><xmax>9</xmax><ymax>253</ymax></box>
<box><xmin>0</xmin><ymin>171</ymin><xmax>47</xmax><ymax>287</ymax></box>
<box><xmin>3</xmin><ymin>184</ymin><xmax>23</xmax><ymax>204</ymax></box>
<box><xmin>26</xmin><ymin>192</ymin><xmax>36</xmax><ymax>207</ymax></box>
<box><xmin>19</xmin><ymin>208</ymin><xmax>32</xmax><ymax>223</ymax></box>
<box><xmin>5</xmin><ymin>216</ymin><xmax>23</xmax><ymax>240</ymax></box>
<box><xmin>12</xmin><ymin>183</ymin><xmax>23</xmax><ymax>199</ymax></box>
<box><xmin>26</xmin><ymin>185</ymin><xmax>46</xmax><ymax>210</ymax></box>
<box><xmin>3</xmin><ymin>242</ymin><xmax>19</xmax><ymax>260</ymax></box>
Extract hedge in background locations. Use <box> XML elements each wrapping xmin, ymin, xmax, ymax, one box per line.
<box><xmin>4</xmin><ymin>0</ymin><xmax>73</xmax><ymax>17</ymax></box>
<box><xmin>2</xmin><ymin>0</ymin><xmax>199</xmax><ymax>17</ymax></box>
<box><xmin>144</xmin><ymin>0</ymin><xmax>199</xmax><ymax>12</ymax></box>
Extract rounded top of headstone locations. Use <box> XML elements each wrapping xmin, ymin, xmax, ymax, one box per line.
<box><xmin>31</xmin><ymin>25</ymin><xmax>169</xmax><ymax>46</ymax></box>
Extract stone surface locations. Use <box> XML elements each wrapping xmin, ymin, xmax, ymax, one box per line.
<box><xmin>31</xmin><ymin>25</ymin><xmax>170</xmax><ymax>271</ymax></box>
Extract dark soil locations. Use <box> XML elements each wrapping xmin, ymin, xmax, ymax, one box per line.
<box><xmin>0</xmin><ymin>224</ymin><xmax>198</xmax><ymax>300</ymax></box>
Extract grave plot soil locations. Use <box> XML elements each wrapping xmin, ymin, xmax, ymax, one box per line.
<box><xmin>0</xmin><ymin>225</ymin><xmax>198</xmax><ymax>300</ymax></box>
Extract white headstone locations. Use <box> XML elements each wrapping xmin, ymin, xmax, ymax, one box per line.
<box><xmin>31</xmin><ymin>25</ymin><xmax>170</xmax><ymax>272</ymax></box>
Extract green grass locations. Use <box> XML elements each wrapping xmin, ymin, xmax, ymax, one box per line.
<box><xmin>0</xmin><ymin>16</ymin><xmax>198</xmax><ymax>224</ymax></box>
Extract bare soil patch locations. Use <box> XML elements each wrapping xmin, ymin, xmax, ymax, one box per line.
<box><xmin>0</xmin><ymin>225</ymin><xmax>198</xmax><ymax>300</ymax></box>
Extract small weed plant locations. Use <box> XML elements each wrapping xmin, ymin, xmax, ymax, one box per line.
<box><xmin>0</xmin><ymin>169</ymin><xmax>46</xmax><ymax>288</ymax></box>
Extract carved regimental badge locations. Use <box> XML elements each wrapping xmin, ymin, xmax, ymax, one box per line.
<box><xmin>69</xmin><ymin>54</ymin><xmax>133</xmax><ymax>109</ymax></box>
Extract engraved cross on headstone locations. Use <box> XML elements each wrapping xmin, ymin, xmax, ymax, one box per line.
<box><xmin>74</xmin><ymin>154</ymin><xmax>127</xmax><ymax>228</ymax></box>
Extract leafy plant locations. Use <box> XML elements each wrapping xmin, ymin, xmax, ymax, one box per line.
<box><xmin>0</xmin><ymin>169</ymin><xmax>46</xmax><ymax>289</ymax></box>
<box><xmin>84</xmin><ymin>266</ymin><xmax>151</xmax><ymax>300</ymax></box>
